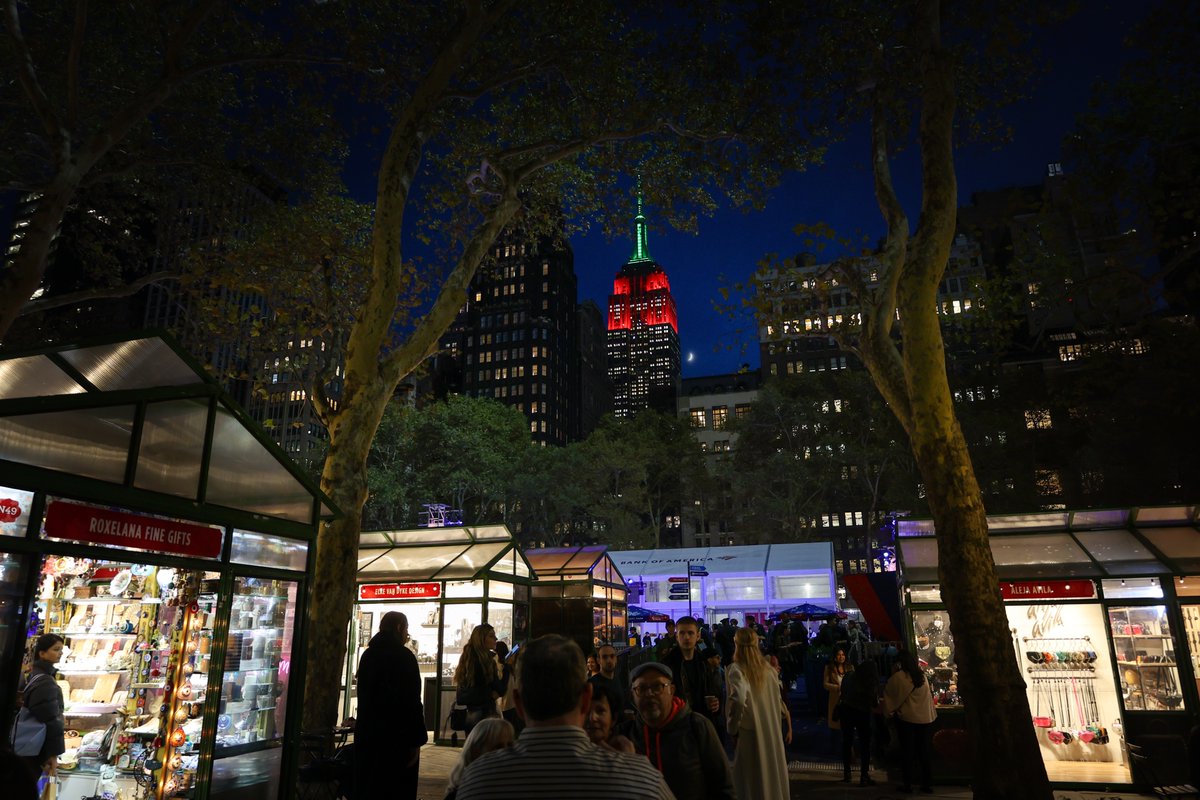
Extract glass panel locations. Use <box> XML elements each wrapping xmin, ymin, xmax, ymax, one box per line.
<box><xmin>356</xmin><ymin>545</ymin><xmax>469</xmax><ymax>581</ymax></box>
<box><xmin>514</xmin><ymin>554</ymin><xmax>533</xmax><ymax>579</ymax></box>
<box><xmin>487</xmin><ymin>580</ymin><xmax>514</xmax><ymax>600</ymax></box>
<box><xmin>209</xmin><ymin>747</ymin><xmax>282</xmax><ymax>800</ymax></box>
<box><xmin>134</xmin><ymin>399</ymin><xmax>206</xmax><ymax>499</ymax></box>
<box><xmin>60</xmin><ymin>339</ymin><xmax>199</xmax><ymax>391</ymax></box>
<box><xmin>1075</xmin><ymin>530</ymin><xmax>1166</xmax><ymax>575</ymax></box>
<box><xmin>487</xmin><ymin>601</ymin><xmax>515</xmax><ymax>645</ymax></box>
<box><xmin>1108</xmin><ymin>605</ymin><xmax>1185</xmax><ymax>711</ymax></box>
<box><xmin>1102</xmin><ymin>578</ymin><xmax>1164</xmax><ymax>599</ymax></box>
<box><xmin>440</xmin><ymin>542</ymin><xmax>509</xmax><ymax>579</ymax></box>
<box><xmin>231</xmin><ymin>530</ymin><xmax>307</xmax><ymax>572</ymax></box>
<box><xmin>611</xmin><ymin>586</ymin><xmax>626</xmax><ymax>604</ymax></box>
<box><xmin>0</xmin><ymin>405</ymin><xmax>134</xmax><ymax>483</ymax></box>
<box><xmin>524</xmin><ymin>548</ymin><xmax>577</xmax><ymax>574</ymax></box>
<box><xmin>386</xmin><ymin>528</ymin><xmax>471</xmax><ymax>544</ymax></box>
<box><xmin>471</xmin><ymin>525</ymin><xmax>511</xmax><ymax>542</ymax></box>
<box><xmin>908</xmin><ymin>585</ymin><xmax>942</xmax><ymax>603</ymax></box>
<box><xmin>705</xmin><ymin>576</ymin><xmax>763</xmax><ymax>602</ymax></box>
<box><xmin>0</xmin><ymin>354</ymin><xmax>84</xmax><ymax>399</ymax></box>
<box><xmin>563</xmin><ymin>547</ymin><xmax>603</xmax><ymax>573</ymax></box>
<box><xmin>0</xmin><ymin>485</ymin><xmax>34</xmax><ymax>537</ymax></box>
<box><xmin>1138</xmin><ymin>528</ymin><xmax>1200</xmax><ymax>571</ymax></box>
<box><xmin>1134</xmin><ymin>506</ymin><xmax>1195</xmax><ymax>525</ymax></box>
<box><xmin>358</xmin><ymin>532</ymin><xmax>392</xmax><ymax>546</ymax></box>
<box><xmin>444</xmin><ymin>580</ymin><xmax>484</xmax><ymax>599</ymax></box>
<box><xmin>564</xmin><ymin>582</ymin><xmax>591</xmax><ymax>598</ymax></box>
<box><xmin>217</xmin><ymin>578</ymin><xmax>299</xmax><ymax>753</ymax></box>
<box><xmin>771</xmin><ymin>574</ymin><xmax>833</xmax><ymax>601</ymax></box>
<box><xmin>912</xmin><ymin>610</ymin><xmax>959</xmax><ymax>708</ymax></box>
<box><xmin>593</xmin><ymin>601</ymin><xmax>608</xmax><ymax>650</ymax></box>
<box><xmin>206</xmin><ymin>403</ymin><xmax>313</xmax><ymax>524</ymax></box>
<box><xmin>611</xmin><ymin>605</ymin><xmax>627</xmax><ymax>647</ymax></box>
<box><xmin>592</xmin><ymin>584</ymin><xmax>609</xmax><ymax>600</ymax></box>
<box><xmin>513</xmin><ymin>602</ymin><xmax>529</xmax><ymax>643</ymax></box>
<box><xmin>1071</xmin><ymin>509</ymin><xmax>1129</xmax><ymax>529</ymax></box>
<box><xmin>988</xmin><ymin>512</ymin><xmax>1071</xmax><ymax>532</ymax></box>
<box><xmin>898</xmin><ymin>538</ymin><xmax>939</xmax><ymax>582</ymax></box>
<box><xmin>897</xmin><ymin>520</ymin><xmax>935</xmax><ymax>537</ymax></box>
<box><xmin>990</xmin><ymin>534</ymin><xmax>1099</xmax><ymax>578</ymax></box>
<box><xmin>488</xmin><ymin>550</ymin><xmax>517</xmax><ymax>577</ymax></box>
<box><xmin>442</xmin><ymin>603</ymin><xmax>483</xmax><ymax>686</ymax></box>
<box><xmin>1176</xmin><ymin>577</ymin><xmax>1200</xmax><ymax>598</ymax></box>
<box><xmin>1182</xmin><ymin>603</ymin><xmax>1200</xmax><ymax>702</ymax></box>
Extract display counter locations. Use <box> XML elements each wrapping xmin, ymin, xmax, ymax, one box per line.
<box><xmin>345</xmin><ymin>525</ymin><xmax>534</xmax><ymax>743</ymax></box>
<box><xmin>0</xmin><ymin>335</ymin><xmax>334</xmax><ymax>800</ymax></box>
<box><xmin>896</xmin><ymin>507</ymin><xmax>1200</xmax><ymax>789</ymax></box>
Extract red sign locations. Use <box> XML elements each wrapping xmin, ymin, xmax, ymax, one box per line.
<box><xmin>358</xmin><ymin>582</ymin><xmax>441</xmax><ymax>601</ymax></box>
<box><xmin>44</xmin><ymin>501</ymin><xmax>224</xmax><ymax>559</ymax></box>
<box><xmin>0</xmin><ymin>498</ymin><xmax>22</xmax><ymax>523</ymax></box>
<box><xmin>1000</xmin><ymin>580</ymin><xmax>1095</xmax><ymax>600</ymax></box>
<box><xmin>667</xmin><ymin>576</ymin><xmax>690</xmax><ymax>583</ymax></box>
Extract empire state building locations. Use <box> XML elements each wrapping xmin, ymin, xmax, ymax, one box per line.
<box><xmin>606</xmin><ymin>186</ymin><xmax>680</xmax><ymax>418</ymax></box>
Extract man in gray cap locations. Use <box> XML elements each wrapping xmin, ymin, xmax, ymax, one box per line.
<box><xmin>628</xmin><ymin>661</ymin><xmax>736</xmax><ymax>800</ymax></box>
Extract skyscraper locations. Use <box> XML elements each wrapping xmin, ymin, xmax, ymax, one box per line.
<box><xmin>606</xmin><ymin>186</ymin><xmax>680</xmax><ymax>417</ymax></box>
<box><xmin>449</xmin><ymin>231</ymin><xmax>580</xmax><ymax>446</ymax></box>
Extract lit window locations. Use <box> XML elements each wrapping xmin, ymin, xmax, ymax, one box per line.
<box><xmin>1024</xmin><ymin>409</ymin><xmax>1052</xmax><ymax>430</ymax></box>
<box><xmin>712</xmin><ymin>406</ymin><xmax>728</xmax><ymax>430</ymax></box>
<box><xmin>690</xmin><ymin>408</ymin><xmax>707</xmax><ymax>429</ymax></box>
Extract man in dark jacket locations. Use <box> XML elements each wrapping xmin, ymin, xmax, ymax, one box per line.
<box><xmin>354</xmin><ymin>612</ymin><xmax>427</xmax><ymax>800</ymax></box>
<box><xmin>628</xmin><ymin>662</ymin><xmax>735</xmax><ymax>800</ymax></box>
<box><xmin>663</xmin><ymin>616</ymin><xmax>721</xmax><ymax>728</ymax></box>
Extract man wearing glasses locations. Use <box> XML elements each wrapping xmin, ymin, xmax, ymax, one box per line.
<box><xmin>628</xmin><ymin>662</ymin><xmax>736</xmax><ymax>800</ymax></box>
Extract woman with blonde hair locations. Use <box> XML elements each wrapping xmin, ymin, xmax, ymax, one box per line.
<box><xmin>727</xmin><ymin>626</ymin><xmax>791</xmax><ymax>800</ymax></box>
<box><xmin>444</xmin><ymin>717</ymin><xmax>515</xmax><ymax>799</ymax></box>
<box><xmin>454</xmin><ymin>624</ymin><xmax>504</xmax><ymax>734</ymax></box>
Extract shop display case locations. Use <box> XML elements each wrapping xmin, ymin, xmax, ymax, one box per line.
<box><xmin>912</xmin><ymin>610</ymin><xmax>960</xmax><ymax>707</ymax></box>
<box><xmin>216</xmin><ymin>578</ymin><xmax>296</xmax><ymax>752</ymax></box>
<box><xmin>1109</xmin><ymin>605</ymin><xmax>1186</xmax><ymax>711</ymax></box>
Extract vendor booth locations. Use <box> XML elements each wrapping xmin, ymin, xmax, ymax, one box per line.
<box><xmin>524</xmin><ymin>546</ymin><xmax>627</xmax><ymax>654</ymax></box>
<box><xmin>611</xmin><ymin>543</ymin><xmax>836</xmax><ymax>628</ymax></box>
<box><xmin>0</xmin><ymin>335</ymin><xmax>334</xmax><ymax>800</ymax></box>
<box><xmin>348</xmin><ymin>524</ymin><xmax>535</xmax><ymax>742</ymax></box>
<box><xmin>896</xmin><ymin>506</ymin><xmax>1200</xmax><ymax>788</ymax></box>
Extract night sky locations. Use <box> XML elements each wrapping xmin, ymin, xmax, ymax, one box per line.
<box><xmin>570</xmin><ymin>1</ymin><xmax>1147</xmax><ymax>378</ymax></box>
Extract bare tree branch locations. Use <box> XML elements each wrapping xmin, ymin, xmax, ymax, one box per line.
<box><xmin>66</xmin><ymin>0</ymin><xmax>88</xmax><ymax>135</ymax></box>
<box><xmin>4</xmin><ymin>0</ymin><xmax>66</xmax><ymax>154</ymax></box>
<box><xmin>21</xmin><ymin>270</ymin><xmax>179</xmax><ymax>315</ymax></box>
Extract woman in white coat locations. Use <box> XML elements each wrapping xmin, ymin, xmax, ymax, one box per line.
<box><xmin>726</xmin><ymin>626</ymin><xmax>791</xmax><ymax>800</ymax></box>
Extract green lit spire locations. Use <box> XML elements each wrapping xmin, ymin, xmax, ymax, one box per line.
<box><xmin>628</xmin><ymin>177</ymin><xmax>653</xmax><ymax>263</ymax></box>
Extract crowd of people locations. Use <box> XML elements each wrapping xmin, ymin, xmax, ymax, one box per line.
<box><xmin>351</xmin><ymin>609</ymin><xmax>937</xmax><ymax>800</ymax></box>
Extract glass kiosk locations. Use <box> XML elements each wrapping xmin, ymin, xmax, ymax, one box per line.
<box><xmin>524</xmin><ymin>546</ymin><xmax>628</xmax><ymax>655</ymax></box>
<box><xmin>895</xmin><ymin>507</ymin><xmax>1199</xmax><ymax>789</ymax></box>
<box><xmin>347</xmin><ymin>524</ymin><xmax>535</xmax><ymax>743</ymax></box>
<box><xmin>0</xmin><ymin>336</ymin><xmax>334</xmax><ymax>800</ymax></box>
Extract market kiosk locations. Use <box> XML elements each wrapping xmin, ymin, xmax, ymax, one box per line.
<box><xmin>0</xmin><ymin>335</ymin><xmax>334</xmax><ymax>800</ymax></box>
<box><xmin>348</xmin><ymin>524</ymin><xmax>535</xmax><ymax>742</ymax></box>
<box><xmin>895</xmin><ymin>506</ymin><xmax>1199</xmax><ymax>788</ymax></box>
<box><xmin>524</xmin><ymin>546</ymin><xmax>628</xmax><ymax>655</ymax></box>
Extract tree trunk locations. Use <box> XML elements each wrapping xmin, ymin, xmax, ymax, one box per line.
<box><xmin>301</xmin><ymin>377</ymin><xmax>390</xmax><ymax>731</ymax></box>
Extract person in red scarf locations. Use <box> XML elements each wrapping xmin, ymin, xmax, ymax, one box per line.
<box><xmin>628</xmin><ymin>662</ymin><xmax>736</xmax><ymax>800</ymax></box>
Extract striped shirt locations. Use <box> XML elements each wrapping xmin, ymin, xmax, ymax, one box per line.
<box><xmin>454</xmin><ymin>725</ymin><xmax>675</xmax><ymax>800</ymax></box>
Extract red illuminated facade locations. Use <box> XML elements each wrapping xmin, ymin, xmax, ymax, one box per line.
<box><xmin>606</xmin><ymin>186</ymin><xmax>681</xmax><ymax>417</ymax></box>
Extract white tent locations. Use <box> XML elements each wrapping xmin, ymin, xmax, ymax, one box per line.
<box><xmin>610</xmin><ymin>542</ymin><xmax>835</xmax><ymax>625</ymax></box>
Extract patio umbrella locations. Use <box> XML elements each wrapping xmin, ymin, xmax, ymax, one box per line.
<box><xmin>627</xmin><ymin>605</ymin><xmax>672</xmax><ymax>623</ymax></box>
<box><xmin>779</xmin><ymin>602</ymin><xmax>847</xmax><ymax>620</ymax></box>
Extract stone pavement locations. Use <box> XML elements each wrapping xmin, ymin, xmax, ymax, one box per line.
<box><xmin>413</xmin><ymin>744</ymin><xmax>1157</xmax><ymax>799</ymax></box>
